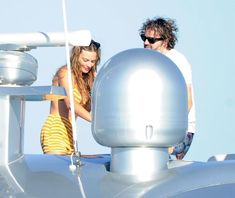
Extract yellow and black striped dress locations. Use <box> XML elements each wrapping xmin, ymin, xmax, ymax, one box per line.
<box><xmin>40</xmin><ymin>88</ymin><xmax>82</xmax><ymax>155</ymax></box>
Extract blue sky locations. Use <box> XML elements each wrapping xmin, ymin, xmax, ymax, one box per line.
<box><xmin>1</xmin><ymin>0</ymin><xmax>235</xmax><ymax>162</ymax></box>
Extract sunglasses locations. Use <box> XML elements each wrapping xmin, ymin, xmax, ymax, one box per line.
<box><xmin>140</xmin><ymin>34</ymin><xmax>164</xmax><ymax>44</ymax></box>
<box><xmin>90</xmin><ymin>40</ymin><xmax>101</xmax><ymax>49</ymax></box>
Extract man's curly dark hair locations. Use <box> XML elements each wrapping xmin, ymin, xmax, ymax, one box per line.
<box><xmin>139</xmin><ymin>17</ymin><xmax>178</xmax><ymax>50</ymax></box>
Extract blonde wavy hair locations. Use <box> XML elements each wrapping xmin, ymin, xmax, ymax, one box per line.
<box><xmin>70</xmin><ymin>43</ymin><xmax>101</xmax><ymax>111</ymax></box>
<box><xmin>53</xmin><ymin>42</ymin><xmax>100</xmax><ymax>111</ymax></box>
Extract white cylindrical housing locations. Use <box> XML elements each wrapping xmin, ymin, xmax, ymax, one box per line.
<box><xmin>91</xmin><ymin>48</ymin><xmax>188</xmax><ymax>179</ymax></box>
<box><xmin>0</xmin><ymin>51</ymin><xmax>38</xmax><ymax>85</ymax></box>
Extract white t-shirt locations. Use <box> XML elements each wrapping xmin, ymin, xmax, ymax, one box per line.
<box><xmin>165</xmin><ymin>49</ymin><xmax>196</xmax><ymax>133</ymax></box>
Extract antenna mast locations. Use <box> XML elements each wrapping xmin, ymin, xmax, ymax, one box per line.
<box><xmin>61</xmin><ymin>0</ymin><xmax>79</xmax><ymax>155</ymax></box>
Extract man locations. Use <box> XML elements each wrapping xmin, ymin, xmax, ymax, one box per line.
<box><xmin>139</xmin><ymin>17</ymin><xmax>196</xmax><ymax>159</ymax></box>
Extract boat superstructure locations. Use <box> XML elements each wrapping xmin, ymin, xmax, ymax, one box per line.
<box><xmin>0</xmin><ymin>33</ymin><xmax>235</xmax><ymax>197</ymax></box>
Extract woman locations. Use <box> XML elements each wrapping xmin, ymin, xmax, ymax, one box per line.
<box><xmin>41</xmin><ymin>40</ymin><xmax>101</xmax><ymax>155</ymax></box>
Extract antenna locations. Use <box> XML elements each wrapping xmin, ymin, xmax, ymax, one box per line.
<box><xmin>61</xmin><ymin>0</ymin><xmax>79</xmax><ymax>156</ymax></box>
<box><xmin>61</xmin><ymin>2</ymin><xmax>87</xmax><ymax>197</ymax></box>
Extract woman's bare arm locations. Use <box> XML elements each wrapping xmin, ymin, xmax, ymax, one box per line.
<box><xmin>58</xmin><ymin>68</ymin><xmax>91</xmax><ymax>122</ymax></box>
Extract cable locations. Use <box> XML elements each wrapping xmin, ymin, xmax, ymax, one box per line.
<box><xmin>69</xmin><ymin>152</ymin><xmax>86</xmax><ymax>197</ymax></box>
<box><xmin>61</xmin><ymin>0</ymin><xmax>79</xmax><ymax>154</ymax></box>
<box><xmin>61</xmin><ymin>2</ymin><xmax>86</xmax><ymax>197</ymax></box>
<box><xmin>69</xmin><ymin>152</ymin><xmax>77</xmax><ymax>172</ymax></box>
<box><xmin>77</xmin><ymin>173</ymin><xmax>87</xmax><ymax>198</ymax></box>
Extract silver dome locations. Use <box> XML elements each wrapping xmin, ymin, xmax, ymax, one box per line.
<box><xmin>92</xmin><ymin>48</ymin><xmax>188</xmax><ymax>148</ymax></box>
<box><xmin>0</xmin><ymin>51</ymin><xmax>38</xmax><ymax>85</ymax></box>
